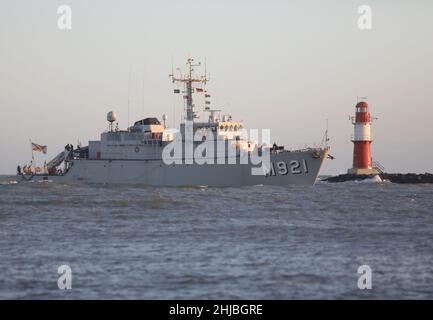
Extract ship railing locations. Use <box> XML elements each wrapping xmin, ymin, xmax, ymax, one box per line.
<box><xmin>291</xmin><ymin>147</ymin><xmax>323</xmax><ymax>153</ymax></box>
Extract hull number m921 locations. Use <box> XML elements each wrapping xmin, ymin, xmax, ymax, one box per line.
<box><xmin>267</xmin><ymin>159</ymin><xmax>308</xmax><ymax>176</ymax></box>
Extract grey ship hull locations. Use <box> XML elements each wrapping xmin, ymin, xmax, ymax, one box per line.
<box><xmin>20</xmin><ymin>148</ymin><xmax>328</xmax><ymax>186</ymax></box>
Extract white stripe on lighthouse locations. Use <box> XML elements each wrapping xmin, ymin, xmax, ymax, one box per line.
<box><xmin>353</xmin><ymin>123</ymin><xmax>372</xmax><ymax>141</ymax></box>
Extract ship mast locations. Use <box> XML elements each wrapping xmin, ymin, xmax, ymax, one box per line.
<box><xmin>170</xmin><ymin>58</ymin><xmax>208</xmax><ymax>122</ymax></box>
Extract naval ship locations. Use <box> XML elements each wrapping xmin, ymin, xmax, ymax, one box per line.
<box><xmin>18</xmin><ymin>59</ymin><xmax>329</xmax><ymax>186</ymax></box>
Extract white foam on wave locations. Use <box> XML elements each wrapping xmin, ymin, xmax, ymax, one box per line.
<box><xmin>356</xmin><ymin>175</ymin><xmax>388</xmax><ymax>184</ymax></box>
<box><xmin>37</xmin><ymin>179</ymin><xmax>53</xmax><ymax>183</ymax></box>
<box><xmin>0</xmin><ymin>180</ymin><xmax>18</xmax><ymax>185</ymax></box>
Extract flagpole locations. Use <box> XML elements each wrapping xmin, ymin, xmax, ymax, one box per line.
<box><xmin>29</xmin><ymin>139</ymin><xmax>34</xmax><ymax>168</ymax></box>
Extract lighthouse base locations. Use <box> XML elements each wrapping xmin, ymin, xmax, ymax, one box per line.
<box><xmin>347</xmin><ymin>168</ymin><xmax>380</xmax><ymax>175</ymax></box>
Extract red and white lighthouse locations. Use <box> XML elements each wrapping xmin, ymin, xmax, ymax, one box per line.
<box><xmin>348</xmin><ymin>100</ymin><xmax>379</xmax><ymax>175</ymax></box>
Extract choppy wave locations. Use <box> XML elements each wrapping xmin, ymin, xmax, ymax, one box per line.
<box><xmin>0</xmin><ymin>175</ymin><xmax>432</xmax><ymax>299</ymax></box>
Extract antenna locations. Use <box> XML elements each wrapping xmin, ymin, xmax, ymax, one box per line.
<box><xmin>127</xmin><ymin>66</ymin><xmax>132</xmax><ymax>130</ymax></box>
<box><xmin>204</xmin><ymin>57</ymin><xmax>207</xmax><ymax>80</ymax></box>
<box><xmin>171</xmin><ymin>55</ymin><xmax>174</xmax><ymax>78</ymax></box>
<box><xmin>170</xmin><ymin>58</ymin><xmax>209</xmax><ymax>122</ymax></box>
<box><xmin>142</xmin><ymin>66</ymin><xmax>145</xmax><ymax>118</ymax></box>
<box><xmin>170</xmin><ymin>56</ymin><xmax>175</xmax><ymax>128</ymax></box>
<box><xmin>322</xmin><ymin>119</ymin><xmax>330</xmax><ymax>147</ymax></box>
<box><xmin>325</xmin><ymin>118</ymin><xmax>330</xmax><ymax>145</ymax></box>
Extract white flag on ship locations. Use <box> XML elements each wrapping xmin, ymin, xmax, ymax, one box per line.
<box><xmin>31</xmin><ymin>142</ymin><xmax>47</xmax><ymax>154</ymax></box>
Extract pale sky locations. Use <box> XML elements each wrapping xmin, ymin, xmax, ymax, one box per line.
<box><xmin>1</xmin><ymin>0</ymin><xmax>432</xmax><ymax>174</ymax></box>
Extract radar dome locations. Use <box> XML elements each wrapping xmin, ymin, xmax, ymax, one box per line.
<box><xmin>107</xmin><ymin>111</ymin><xmax>117</xmax><ymax>123</ymax></box>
